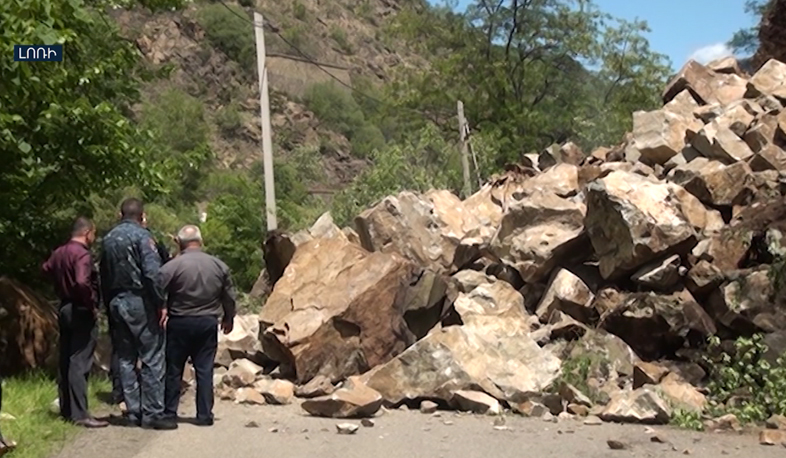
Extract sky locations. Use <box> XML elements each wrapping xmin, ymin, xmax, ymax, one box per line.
<box><xmin>437</xmin><ymin>0</ymin><xmax>758</xmax><ymax>70</ymax></box>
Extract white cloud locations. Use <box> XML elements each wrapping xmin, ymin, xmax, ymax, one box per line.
<box><xmin>687</xmin><ymin>43</ymin><xmax>734</xmax><ymax>65</ymax></box>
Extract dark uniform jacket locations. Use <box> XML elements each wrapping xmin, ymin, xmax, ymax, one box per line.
<box><xmin>159</xmin><ymin>247</ymin><xmax>237</xmax><ymax>321</ymax></box>
<box><xmin>99</xmin><ymin>219</ymin><xmax>165</xmax><ymax>309</ymax></box>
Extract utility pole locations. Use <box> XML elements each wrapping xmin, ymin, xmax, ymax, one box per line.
<box><xmin>457</xmin><ymin>100</ymin><xmax>471</xmax><ymax>198</ymax></box>
<box><xmin>254</xmin><ymin>12</ymin><xmax>277</xmax><ymax>231</ymax></box>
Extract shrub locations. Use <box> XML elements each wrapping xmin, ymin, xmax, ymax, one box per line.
<box><xmin>330</xmin><ymin>26</ymin><xmax>353</xmax><ymax>54</ymax></box>
<box><xmin>197</xmin><ymin>4</ymin><xmax>255</xmax><ymax>73</ymax></box>
<box><xmin>350</xmin><ymin>123</ymin><xmax>386</xmax><ymax>158</ymax></box>
<box><xmin>303</xmin><ymin>82</ymin><xmax>365</xmax><ymax>138</ymax></box>
<box><xmin>293</xmin><ymin>1</ymin><xmax>306</xmax><ymax>20</ymax></box>
<box><xmin>215</xmin><ymin>102</ymin><xmax>243</xmax><ymax>136</ymax></box>
<box><xmin>704</xmin><ymin>334</ymin><xmax>786</xmax><ymax>423</ymax></box>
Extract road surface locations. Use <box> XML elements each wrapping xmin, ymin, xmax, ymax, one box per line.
<box><xmin>52</xmin><ymin>397</ymin><xmax>784</xmax><ymax>458</ymax></box>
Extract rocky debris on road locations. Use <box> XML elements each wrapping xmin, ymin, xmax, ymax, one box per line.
<box><xmin>15</xmin><ymin>56</ymin><xmax>782</xmax><ymax>434</ymax></box>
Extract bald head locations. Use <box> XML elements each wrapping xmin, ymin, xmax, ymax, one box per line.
<box><xmin>177</xmin><ymin>225</ymin><xmax>202</xmax><ymax>250</ymax></box>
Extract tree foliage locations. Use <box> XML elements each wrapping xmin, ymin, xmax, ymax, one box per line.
<box><xmin>0</xmin><ymin>0</ymin><xmax>184</xmax><ymax>284</ymax></box>
<box><xmin>729</xmin><ymin>0</ymin><xmax>772</xmax><ymax>55</ymax></box>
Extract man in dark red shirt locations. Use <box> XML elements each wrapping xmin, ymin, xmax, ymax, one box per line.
<box><xmin>42</xmin><ymin>217</ymin><xmax>108</xmax><ymax>428</ymax></box>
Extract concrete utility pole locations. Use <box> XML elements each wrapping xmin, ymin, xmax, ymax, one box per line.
<box><xmin>457</xmin><ymin>100</ymin><xmax>471</xmax><ymax>198</ymax></box>
<box><xmin>254</xmin><ymin>12</ymin><xmax>277</xmax><ymax>231</ymax></box>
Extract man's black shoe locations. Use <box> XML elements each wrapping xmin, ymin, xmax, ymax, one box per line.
<box><xmin>193</xmin><ymin>417</ymin><xmax>214</xmax><ymax>427</ymax></box>
<box><xmin>141</xmin><ymin>419</ymin><xmax>178</xmax><ymax>430</ymax></box>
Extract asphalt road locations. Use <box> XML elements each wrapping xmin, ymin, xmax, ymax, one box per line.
<box><xmin>51</xmin><ymin>398</ymin><xmax>784</xmax><ymax>458</ymax></box>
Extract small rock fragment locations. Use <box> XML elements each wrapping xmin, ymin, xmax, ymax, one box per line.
<box><xmin>584</xmin><ymin>415</ymin><xmax>603</xmax><ymax>425</ymax></box>
<box><xmin>245</xmin><ymin>421</ymin><xmax>260</xmax><ymax>428</ymax></box>
<box><xmin>361</xmin><ymin>419</ymin><xmax>375</xmax><ymax>428</ymax></box>
<box><xmin>766</xmin><ymin>414</ymin><xmax>786</xmax><ymax>430</ymax></box>
<box><xmin>759</xmin><ymin>429</ymin><xmax>786</xmax><ymax>445</ymax></box>
<box><xmin>607</xmin><ymin>439</ymin><xmax>627</xmax><ymax>450</ymax></box>
<box><xmin>420</xmin><ymin>400</ymin><xmax>438</xmax><ymax>414</ymax></box>
<box><xmin>336</xmin><ymin>423</ymin><xmax>359</xmax><ymax>435</ymax></box>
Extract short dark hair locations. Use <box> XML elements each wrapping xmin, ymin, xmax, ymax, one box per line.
<box><xmin>120</xmin><ymin>198</ymin><xmax>144</xmax><ymax>220</ymax></box>
<box><xmin>72</xmin><ymin>217</ymin><xmax>94</xmax><ymax>236</ymax></box>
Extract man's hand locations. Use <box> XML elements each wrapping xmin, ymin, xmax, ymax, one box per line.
<box><xmin>221</xmin><ymin>319</ymin><xmax>233</xmax><ymax>335</ymax></box>
<box><xmin>159</xmin><ymin>308</ymin><xmax>168</xmax><ymax>329</ymax></box>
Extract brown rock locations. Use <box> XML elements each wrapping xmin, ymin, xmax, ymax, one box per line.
<box><xmin>253</xmin><ymin>379</ymin><xmax>295</xmax><ymax>405</ymax></box>
<box><xmin>260</xmin><ymin>236</ymin><xmax>419</xmax><ymax>384</ymax></box>
<box><xmin>235</xmin><ymin>387</ymin><xmax>266</xmax><ymax>405</ymax></box>
<box><xmin>490</xmin><ymin>190</ymin><xmax>587</xmax><ymax>283</ymax></box>
<box><xmin>706</xmin><ymin>413</ymin><xmax>741</xmax><ymax>431</ymax></box>
<box><xmin>749</xmin><ymin>145</ymin><xmax>786</xmax><ymax>172</ymax></box>
<box><xmin>568</xmin><ymin>403</ymin><xmax>590</xmax><ymax>416</ymax></box>
<box><xmin>446</xmin><ymin>270</ymin><xmax>496</xmax><ymax>303</ymax></box>
<box><xmin>361</xmin><ymin>315</ymin><xmax>561</xmax><ymax>404</ymax></box>
<box><xmin>420</xmin><ymin>400</ymin><xmax>438</xmax><ymax>414</ymax></box>
<box><xmin>704</xmin><ymin>268</ymin><xmax>779</xmax><ymax>333</ymax></box>
<box><xmin>559</xmin><ymin>383</ymin><xmax>592</xmax><ymax>407</ymax></box>
<box><xmin>685</xmin><ymin>260</ymin><xmax>723</xmax><ymax>299</ymax></box>
<box><xmin>631</xmin><ymin>108</ymin><xmax>702</xmax><ymax>165</ymax></box>
<box><xmin>746</xmin><ymin>59</ymin><xmax>786</xmax><ymax>101</ymax></box>
<box><xmin>766</xmin><ymin>414</ymin><xmax>786</xmax><ymax>429</ymax></box>
<box><xmin>630</xmin><ymin>255</ymin><xmax>683</xmax><ymax>291</ymax></box>
<box><xmin>707</xmin><ymin>56</ymin><xmax>745</xmax><ymax>76</ymax></box>
<box><xmin>759</xmin><ymin>429</ymin><xmax>786</xmax><ymax>446</ymax></box>
<box><xmin>600</xmin><ymin>290</ymin><xmax>716</xmax><ymax>360</ymax></box>
<box><xmin>692</xmin><ymin>122</ymin><xmax>755</xmax><ymax>164</ymax></box>
<box><xmin>744</xmin><ymin>113</ymin><xmax>780</xmax><ymax>153</ymax></box>
<box><xmin>585</xmin><ymin>171</ymin><xmax>699</xmax><ymax>279</ymax></box>
<box><xmin>667</xmin><ymin>159</ymin><xmax>755</xmax><ymax>207</ymax></box>
<box><xmin>572</xmin><ymin>328</ymin><xmax>639</xmax><ymax>378</ymax></box>
<box><xmin>512</xmin><ymin>400</ymin><xmax>550</xmax><ymax>417</ymax></box>
<box><xmin>222</xmin><ymin>359</ymin><xmax>263</xmax><ymax>388</ymax></box>
<box><xmin>658</xmin><ymin>373</ymin><xmax>706</xmax><ymax>412</ymax></box>
<box><xmin>633</xmin><ymin>362</ymin><xmax>669</xmax><ymax>389</ymax></box>
<box><xmin>600</xmin><ymin>387</ymin><xmax>672</xmax><ymax>424</ymax></box>
<box><xmin>354</xmin><ymin>190</ymin><xmax>474</xmax><ymax>274</ymax></box>
<box><xmin>451</xmin><ymin>281</ymin><xmax>529</xmax><ymax>323</ymax></box>
<box><xmin>295</xmin><ymin>375</ymin><xmax>335</xmax><ymax>399</ymax></box>
<box><xmin>301</xmin><ymin>379</ymin><xmax>383</xmax><ymax>418</ymax></box>
<box><xmin>451</xmin><ymin>390</ymin><xmax>501</xmax><ymax>415</ymax></box>
<box><xmin>215</xmin><ymin>315</ymin><xmax>264</xmax><ymax>368</ymax></box>
<box><xmin>535</xmin><ymin>268</ymin><xmax>595</xmax><ymax>324</ymax></box>
<box><xmin>663</xmin><ymin>60</ymin><xmax>748</xmax><ymax>106</ymax></box>
<box><xmin>520</xmin><ymin>163</ymin><xmax>581</xmax><ymax>197</ymax></box>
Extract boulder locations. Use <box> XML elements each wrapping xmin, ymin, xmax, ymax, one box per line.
<box><xmin>691</xmin><ymin>118</ymin><xmax>755</xmax><ymax>164</ymax></box>
<box><xmin>535</xmin><ymin>268</ymin><xmax>595</xmax><ymax>324</ymax></box>
<box><xmin>451</xmin><ymin>281</ymin><xmax>529</xmax><ymax>323</ymax></box>
<box><xmin>633</xmin><ymin>362</ymin><xmax>669</xmax><ymax>389</ymax></box>
<box><xmin>0</xmin><ymin>277</ymin><xmax>59</xmax><ymax>376</ymax></box>
<box><xmin>667</xmin><ymin>159</ymin><xmax>755</xmax><ymax>207</ymax></box>
<box><xmin>598</xmin><ymin>290</ymin><xmax>716</xmax><ymax>360</ymax></box>
<box><xmin>663</xmin><ymin>60</ymin><xmax>747</xmax><ymax>106</ymax></box>
<box><xmin>445</xmin><ymin>270</ymin><xmax>496</xmax><ymax>303</ymax></box>
<box><xmin>631</xmin><ymin>108</ymin><xmax>702</xmax><ymax>166</ymax></box>
<box><xmin>400</xmin><ymin>267</ymin><xmax>449</xmax><ymax>340</ymax></box>
<box><xmin>490</xmin><ymin>190</ymin><xmax>588</xmax><ymax>283</ymax></box>
<box><xmin>630</xmin><ymin>255</ymin><xmax>683</xmax><ymax>291</ymax></box>
<box><xmin>600</xmin><ymin>387</ymin><xmax>672</xmax><ymax>424</ymax></box>
<box><xmin>657</xmin><ymin>373</ymin><xmax>706</xmax><ymax>413</ymax></box>
<box><xmin>235</xmin><ymin>387</ymin><xmax>266</xmax><ymax>405</ymax></box>
<box><xmin>744</xmin><ymin>113</ymin><xmax>781</xmax><ymax>153</ymax></box>
<box><xmin>451</xmin><ymin>390</ymin><xmax>501</xmax><ymax>415</ymax></box>
<box><xmin>746</xmin><ymin>59</ymin><xmax>786</xmax><ymax>101</ymax></box>
<box><xmin>354</xmin><ymin>190</ymin><xmax>473</xmax><ymax>274</ymax></box>
<box><xmin>301</xmin><ymin>378</ymin><xmax>383</xmax><ymax>418</ymax></box>
<box><xmin>707</xmin><ymin>56</ymin><xmax>745</xmax><ymax>76</ymax></box>
<box><xmin>704</xmin><ymin>268</ymin><xmax>782</xmax><ymax>333</ymax></box>
<box><xmin>361</xmin><ymin>315</ymin><xmax>561</xmax><ymax>404</ymax></box>
<box><xmin>253</xmin><ymin>379</ymin><xmax>295</xmax><ymax>405</ymax></box>
<box><xmin>222</xmin><ymin>359</ymin><xmax>263</xmax><ymax>388</ymax></box>
<box><xmin>749</xmin><ymin>145</ymin><xmax>786</xmax><ymax>172</ymax></box>
<box><xmin>570</xmin><ymin>329</ymin><xmax>640</xmax><ymax>378</ymax></box>
<box><xmin>259</xmin><ymin>236</ymin><xmax>419</xmax><ymax>384</ymax></box>
<box><xmin>685</xmin><ymin>260</ymin><xmax>724</xmax><ymax>299</ymax></box>
<box><xmin>519</xmin><ymin>163</ymin><xmax>581</xmax><ymax>197</ymax></box>
<box><xmin>295</xmin><ymin>375</ymin><xmax>335</xmax><ymax>399</ymax></box>
<box><xmin>215</xmin><ymin>315</ymin><xmax>264</xmax><ymax>367</ymax></box>
<box><xmin>584</xmin><ymin>171</ymin><xmax>699</xmax><ymax>279</ymax></box>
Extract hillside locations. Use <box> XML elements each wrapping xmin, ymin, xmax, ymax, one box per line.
<box><xmin>112</xmin><ymin>0</ymin><xmax>428</xmax><ymax>193</ymax></box>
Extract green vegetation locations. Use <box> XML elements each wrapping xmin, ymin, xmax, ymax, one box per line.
<box><xmin>548</xmin><ymin>353</ymin><xmax>604</xmax><ymax>404</ymax></box>
<box><xmin>330</xmin><ymin>26</ymin><xmax>354</xmax><ymax>54</ymax></box>
<box><xmin>704</xmin><ymin>334</ymin><xmax>786</xmax><ymax>424</ymax></box>
<box><xmin>292</xmin><ymin>2</ymin><xmax>307</xmax><ymax>21</ymax></box>
<box><xmin>729</xmin><ymin>0</ymin><xmax>772</xmax><ymax>55</ymax></box>
<box><xmin>1</xmin><ymin>373</ymin><xmax>111</xmax><ymax>458</ymax></box>
<box><xmin>671</xmin><ymin>409</ymin><xmax>704</xmax><ymax>431</ymax></box>
<box><xmin>197</xmin><ymin>3</ymin><xmax>255</xmax><ymax>73</ymax></box>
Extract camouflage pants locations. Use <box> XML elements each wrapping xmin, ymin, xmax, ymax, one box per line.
<box><xmin>108</xmin><ymin>293</ymin><xmax>165</xmax><ymax>424</ymax></box>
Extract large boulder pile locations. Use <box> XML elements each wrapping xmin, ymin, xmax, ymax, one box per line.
<box><xmin>212</xmin><ymin>58</ymin><xmax>786</xmax><ymax>425</ymax></box>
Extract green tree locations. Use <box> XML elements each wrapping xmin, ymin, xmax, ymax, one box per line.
<box><xmin>0</xmin><ymin>0</ymin><xmax>184</xmax><ymax>285</ymax></box>
<box><xmin>729</xmin><ymin>0</ymin><xmax>772</xmax><ymax>55</ymax></box>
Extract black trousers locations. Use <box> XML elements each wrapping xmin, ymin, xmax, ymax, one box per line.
<box><xmin>164</xmin><ymin>316</ymin><xmax>218</xmax><ymax>422</ymax></box>
<box><xmin>106</xmin><ymin>312</ymin><xmax>123</xmax><ymax>404</ymax></box>
<box><xmin>58</xmin><ymin>302</ymin><xmax>97</xmax><ymax>421</ymax></box>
